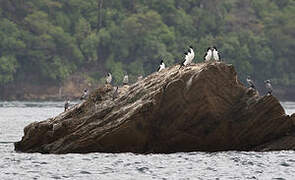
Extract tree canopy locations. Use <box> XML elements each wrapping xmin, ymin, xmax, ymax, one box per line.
<box><xmin>0</xmin><ymin>0</ymin><xmax>294</xmax><ymax>86</ymax></box>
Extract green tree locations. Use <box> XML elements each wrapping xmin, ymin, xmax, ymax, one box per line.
<box><xmin>0</xmin><ymin>56</ymin><xmax>18</xmax><ymax>83</ymax></box>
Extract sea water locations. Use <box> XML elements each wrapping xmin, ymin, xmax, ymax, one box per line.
<box><xmin>0</xmin><ymin>101</ymin><xmax>294</xmax><ymax>180</ymax></box>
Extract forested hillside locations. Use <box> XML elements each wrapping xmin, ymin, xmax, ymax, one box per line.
<box><xmin>0</xmin><ymin>0</ymin><xmax>294</xmax><ymax>88</ymax></box>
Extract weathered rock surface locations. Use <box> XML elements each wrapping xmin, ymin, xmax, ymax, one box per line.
<box><xmin>14</xmin><ymin>62</ymin><xmax>295</xmax><ymax>154</ymax></box>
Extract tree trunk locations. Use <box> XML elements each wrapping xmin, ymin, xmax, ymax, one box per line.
<box><xmin>97</xmin><ymin>0</ymin><xmax>104</xmax><ymax>30</ymax></box>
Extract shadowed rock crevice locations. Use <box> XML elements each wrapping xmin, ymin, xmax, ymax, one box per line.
<box><xmin>14</xmin><ymin>62</ymin><xmax>295</xmax><ymax>154</ymax></box>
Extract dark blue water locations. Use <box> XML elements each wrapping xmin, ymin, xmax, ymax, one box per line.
<box><xmin>0</xmin><ymin>101</ymin><xmax>294</xmax><ymax>180</ymax></box>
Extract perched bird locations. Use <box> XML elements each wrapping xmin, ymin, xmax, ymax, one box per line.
<box><xmin>64</xmin><ymin>98</ymin><xmax>70</xmax><ymax>112</ymax></box>
<box><xmin>246</xmin><ymin>76</ymin><xmax>256</xmax><ymax>89</ymax></box>
<box><xmin>179</xmin><ymin>52</ymin><xmax>190</xmax><ymax>69</ymax></box>
<box><xmin>188</xmin><ymin>46</ymin><xmax>195</xmax><ymax>64</ymax></box>
<box><xmin>157</xmin><ymin>60</ymin><xmax>165</xmax><ymax>72</ymax></box>
<box><xmin>204</xmin><ymin>47</ymin><xmax>213</xmax><ymax>62</ymax></box>
<box><xmin>113</xmin><ymin>86</ymin><xmax>119</xmax><ymax>100</ymax></box>
<box><xmin>80</xmin><ymin>88</ymin><xmax>89</xmax><ymax>100</ymax></box>
<box><xmin>212</xmin><ymin>46</ymin><xmax>220</xmax><ymax>61</ymax></box>
<box><xmin>264</xmin><ymin>80</ymin><xmax>273</xmax><ymax>95</ymax></box>
<box><xmin>123</xmin><ymin>74</ymin><xmax>129</xmax><ymax>85</ymax></box>
<box><xmin>106</xmin><ymin>73</ymin><xmax>112</xmax><ymax>84</ymax></box>
<box><xmin>180</xmin><ymin>46</ymin><xmax>194</xmax><ymax>69</ymax></box>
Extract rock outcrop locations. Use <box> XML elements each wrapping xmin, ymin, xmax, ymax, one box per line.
<box><xmin>14</xmin><ymin>62</ymin><xmax>295</xmax><ymax>154</ymax></box>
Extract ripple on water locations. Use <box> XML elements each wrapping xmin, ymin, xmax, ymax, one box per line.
<box><xmin>82</xmin><ymin>158</ymin><xmax>91</xmax><ymax>161</ymax></box>
<box><xmin>1</xmin><ymin>102</ymin><xmax>295</xmax><ymax>179</ymax></box>
<box><xmin>136</xmin><ymin>167</ymin><xmax>150</xmax><ymax>173</ymax></box>
<box><xmin>280</xmin><ymin>162</ymin><xmax>290</xmax><ymax>167</ymax></box>
<box><xmin>79</xmin><ymin>170</ymin><xmax>92</xmax><ymax>174</ymax></box>
<box><xmin>51</xmin><ymin>176</ymin><xmax>62</xmax><ymax>179</ymax></box>
<box><xmin>287</xmin><ymin>159</ymin><xmax>295</xmax><ymax>163</ymax></box>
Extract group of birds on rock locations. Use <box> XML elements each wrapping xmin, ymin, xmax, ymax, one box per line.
<box><xmin>104</xmin><ymin>46</ymin><xmax>220</xmax><ymax>85</ymax></box>
<box><xmin>64</xmin><ymin>88</ymin><xmax>89</xmax><ymax>112</ymax></box>
<box><xmin>157</xmin><ymin>46</ymin><xmax>221</xmax><ymax>72</ymax></box>
<box><xmin>104</xmin><ymin>72</ymin><xmax>129</xmax><ymax>85</ymax></box>
<box><xmin>204</xmin><ymin>46</ymin><xmax>220</xmax><ymax>62</ymax></box>
<box><xmin>246</xmin><ymin>76</ymin><xmax>273</xmax><ymax>95</ymax></box>
<box><xmin>104</xmin><ymin>72</ymin><xmax>128</xmax><ymax>101</ymax></box>
<box><xmin>64</xmin><ymin>45</ymin><xmax>274</xmax><ymax>112</ymax></box>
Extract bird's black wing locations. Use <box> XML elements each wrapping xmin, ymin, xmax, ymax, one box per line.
<box><xmin>203</xmin><ymin>52</ymin><xmax>207</xmax><ymax>60</ymax></box>
<box><xmin>179</xmin><ymin>60</ymin><xmax>185</xmax><ymax>69</ymax></box>
<box><xmin>250</xmin><ymin>80</ymin><xmax>256</xmax><ymax>88</ymax></box>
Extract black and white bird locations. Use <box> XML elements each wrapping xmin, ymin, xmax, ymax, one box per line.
<box><xmin>246</xmin><ymin>76</ymin><xmax>256</xmax><ymax>89</ymax></box>
<box><xmin>157</xmin><ymin>60</ymin><xmax>165</xmax><ymax>72</ymax></box>
<box><xmin>64</xmin><ymin>98</ymin><xmax>70</xmax><ymax>112</ymax></box>
<box><xmin>106</xmin><ymin>73</ymin><xmax>112</xmax><ymax>84</ymax></box>
<box><xmin>188</xmin><ymin>46</ymin><xmax>195</xmax><ymax>64</ymax></box>
<box><xmin>179</xmin><ymin>52</ymin><xmax>190</xmax><ymax>69</ymax></box>
<box><xmin>123</xmin><ymin>74</ymin><xmax>129</xmax><ymax>85</ymax></box>
<box><xmin>204</xmin><ymin>47</ymin><xmax>213</xmax><ymax>62</ymax></box>
<box><xmin>212</xmin><ymin>46</ymin><xmax>220</xmax><ymax>61</ymax></box>
<box><xmin>80</xmin><ymin>88</ymin><xmax>89</xmax><ymax>100</ymax></box>
<box><xmin>264</xmin><ymin>80</ymin><xmax>273</xmax><ymax>95</ymax></box>
<box><xmin>113</xmin><ymin>86</ymin><xmax>119</xmax><ymax>100</ymax></box>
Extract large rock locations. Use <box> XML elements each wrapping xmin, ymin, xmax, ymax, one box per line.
<box><xmin>14</xmin><ymin>62</ymin><xmax>295</xmax><ymax>153</ymax></box>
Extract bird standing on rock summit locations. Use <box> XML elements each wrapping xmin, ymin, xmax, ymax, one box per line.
<box><xmin>179</xmin><ymin>46</ymin><xmax>194</xmax><ymax>69</ymax></box>
<box><xmin>106</xmin><ymin>73</ymin><xmax>112</xmax><ymax>84</ymax></box>
<box><xmin>264</xmin><ymin>80</ymin><xmax>273</xmax><ymax>95</ymax></box>
<box><xmin>123</xmin><ymin>74</ymin><xmax>128</xmax><ymax>85</ymax></box>
<box><xmin>188</xmin><ymin>46</ymin><xmax>195</xmax><ymax>64</ymax></box>
<box><xmin>204</xmin><ymin>47</ymin><xmax>213</xmax><ymax>62</ymax></box>
<box><xmin>158</xmin><ymin>60</ymin><xmax>165</xmax><ymax>72</ymax></box>
<box><xmin>246</xmin><ymin>76</ymin><xmax>256</xmax><ymax>89</ymax></box>
<box><xmin>212</xmin><ymin>46</ymin><xmax>220</xmax><ymax>61</ymax></box>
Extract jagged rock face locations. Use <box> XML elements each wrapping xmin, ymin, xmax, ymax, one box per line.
<box><xmin>14</xmin><ymin>63</ymin><xmax>295</xmax><ymax>154</ymax></box>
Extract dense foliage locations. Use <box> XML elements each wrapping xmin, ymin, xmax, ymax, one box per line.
<box><xmin>0</xmin><ymin>0</ymin><xmax>294</xmax><ymax>86</ymax></box>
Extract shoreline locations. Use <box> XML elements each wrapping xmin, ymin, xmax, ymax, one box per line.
<box><xmin>0</xmin><ymin>74</ymin><xmax>294</xmax><ymax>102</ymax></box>
<box><xmin>1</xmin><ymin>87</ymin><xmax>294</xmax><ymax>102</ymax></box>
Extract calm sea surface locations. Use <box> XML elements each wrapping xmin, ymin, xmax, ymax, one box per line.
<box><xmin>0</xmin><ymin>101</ymin><xmax>295</xmax><ymax>180</ymax></box>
